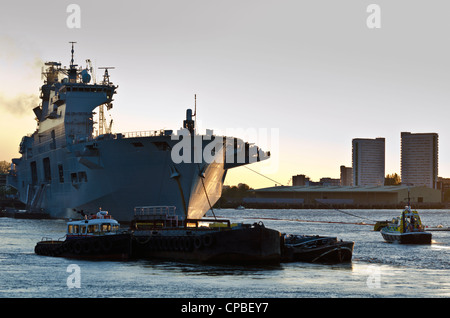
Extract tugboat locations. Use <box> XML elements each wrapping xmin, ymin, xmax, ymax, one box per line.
<box><xmin>34</xmin><ymin>209</ymin><xmax>132</xmax><ymax>259</ymax></box>
<box><xmin>281</xmin><ymin>234</ymin><xmax>354</xmax><ymax>264</ymax></box>
<box><xmin>131</xmin><ymin>206</ymin><xmax>281</xmax><ymax>264</ymax></box>
<box><xmin>380</xmin><ymin>206</ymin><xmax>432</xmax><ymax>244</ymax></box>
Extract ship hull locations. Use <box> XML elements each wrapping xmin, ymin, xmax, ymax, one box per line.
<box><xmin>132</xmin><ymin>224</ymin><xmax>281</xmax><ymax>264</ymax></box>
<box><xmin>281</xmin><ymin>236</ymin><xmax>354</xmax><ymax>264</ymax></box>
<box><xmin>9</xmin><ymin>134</ymin><xmax>234</xmax><ymax>222</ymax></box>
<box><xmin>381</xmin><ymin>230</ymin><xmax>432</xmax><ymax>244</ymax></box>
<box><xmin>34</xmin><ymin>233</ymin><xmax>132</xmax><ymax>260</ymax></box>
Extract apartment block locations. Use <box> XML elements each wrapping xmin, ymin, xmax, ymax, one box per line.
<box><xmin>352</xmin><ymin>138</ymin><xmax>385</xmax><ymax>186</ymax></box>
<box><xmin>401</xmin><ymin>132</ymin><xmax>438</xmax><ymax>189</ymax></box>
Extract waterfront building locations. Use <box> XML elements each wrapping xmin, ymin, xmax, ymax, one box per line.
<box><xmin>245</xmin><ymin>185</ymin><xmax>441</xmax><ymax>207</ymax></box>
<box><xmin>352</xmin><ymin>138</ymin><xmax>385</xmax><ymax>186</ymax></box>
<box><xmin>401</xmin><ymin>132</ymin><xmax>438</xmax><ymax>189</ymax></box>
<box><xmin>340</xmin><ymin>166</ymin><xmax>353</xmax><ymax>186</ymax></box>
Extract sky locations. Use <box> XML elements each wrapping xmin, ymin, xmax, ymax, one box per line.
<box><xmin>0</xmin><ymin>0</ymin><xmax>449</xmax><ymax>189</ymax></box>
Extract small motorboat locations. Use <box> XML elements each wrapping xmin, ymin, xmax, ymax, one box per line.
<box><xmin>35</xmin><ymin>209</ymin><xmax>132</xmax><ymax>260</ymax></box>
<box><xmin>281</xmin><ymin>234</ymin><xmax>354</xmax><ymax>264</ymax></box>
<box><xmin>380</xmin><ymin>206</ymin><xmax>432</xmax><ymax>244</ymax></box>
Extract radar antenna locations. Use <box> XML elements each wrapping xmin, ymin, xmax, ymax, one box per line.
<box><xmin>68</xmin><ymin>41</ymin><xmax>78</xmax><ymax>82</ymax></box>
<box><xmin>69</xmin><ymin>41</ymin><xmax>77</xmax><ymax>67</ymax></box>
<box><xmin>97</xmin><ymin>67</ymin><xmax>115</xmax><ymax>135</ymax></box>
<box><xmin>98</xmin><ymin>67</ymin><xmax>115</xmax><ymax>85</ymax></box>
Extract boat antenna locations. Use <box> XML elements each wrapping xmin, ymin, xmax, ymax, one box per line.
<box><xmin>408</xmin><ymin>186</ymin><xmax>411</xmax><ymax>207</ymax></box>
<box><xmin>69</xmin><ymin>41</ymin><xmax>77</xmax><ymax>67</ymax></box>
<box><xmin>193</xmin><ymin>94</ymin><xmax>197</xmax><ymax>128</ymax></box>
<box><xmin>194</xmin><ymin>94</ymin><xmax>197</xmax><ymax>117</ymax></box>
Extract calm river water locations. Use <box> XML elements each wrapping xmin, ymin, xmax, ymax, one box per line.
<box><xmin>0</xmin><ymin>208</ymin><xmax>449</xmax><ymax>299</ymax></box>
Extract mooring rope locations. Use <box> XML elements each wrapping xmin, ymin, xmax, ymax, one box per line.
<box><xmin>241</xmin><ymin>165</ymin><xmax>377</xmax><ymax>223</ymax></box>
<box><xmin>218</xmin><ymin>215</ymin><xmax>374</xmax><ymax>226</ymax></box>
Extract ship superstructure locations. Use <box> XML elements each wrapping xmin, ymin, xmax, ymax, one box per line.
<box><xmin>7</xmin><ymin>43</ymin><xmax>270</xmax><ymax>221</ymax></box>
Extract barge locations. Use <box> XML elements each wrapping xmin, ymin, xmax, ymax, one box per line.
<box><xmin>131</xmin><ymin>206</ymin><xmax>281</xmax><ymax>264</ymax></box>
<box><xmin>281</xmin><ymin>234</ymin><xmax>354</xmax><ymax>264</ymax></box>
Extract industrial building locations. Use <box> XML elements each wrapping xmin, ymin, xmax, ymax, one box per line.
<box><xmin>244</xmin><ymin>185</ymin><xmax>442</xmax><ymax>208</ymax></box>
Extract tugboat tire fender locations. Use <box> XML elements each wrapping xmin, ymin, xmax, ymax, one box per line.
<box><xmin>92</xmin><ymin>239</ymin><xmax>102</xmax><ymax>253</ymax></box>
<box><xmin>73</xmin><ymin>241</ymin><xmax>82</xmax><ymax>254</ymax></box>
<box><xmin>172</xmin><ymin>237</ymin><xmax>181</xmax><ymax>251</ymax></box>
<box><xmin>82</xmin><ymin>241</ymin><xmax>91</xmax><ymax>253</ymax></box>
<box><xmin>101</xmin><ymin>238</ymin><xmax>113</xmax><ymax>252</ymax></box>
<box><xmin>202</xmin><ymin>234</ymin><xmax>214</xmax><ymax>248</ymax></box>
<box><xmin>182</xmin><ymin>237</ymin><xmax>193</xmax><ymax>252</ymax></box>
<box><xmin>193</xmin><ymin>236</ymin><xmax>202</xmax><ymax>250</ymax></box>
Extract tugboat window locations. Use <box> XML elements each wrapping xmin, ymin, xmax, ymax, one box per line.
<box><xmin>88</xmin><ymin>224</ymin><xmax>98</xmax><ymax>233</ymax></box>
<box><xmin>72</xmin><ymin>225</ymin><xmax>79</xmax><ymax>234</ymax></box>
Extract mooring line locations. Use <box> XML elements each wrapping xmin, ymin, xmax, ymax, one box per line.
<box><xmin>217</xmin><ymin>216</ymin><xmax>375</xmax><ymax>226</ymax></box>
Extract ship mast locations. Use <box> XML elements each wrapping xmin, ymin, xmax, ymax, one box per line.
<box><xmin>98</xmin><ymin>67</ymin><xmax>115</xmax><ymax>135</ymax></box>
<box><xmin>68</xmin><ymin>41</ymin><xmax>78</xmax><ymax>83</ymax></box>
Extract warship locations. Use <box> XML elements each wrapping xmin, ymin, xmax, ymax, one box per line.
<box><xmin>7</xmin><ymin>43</ymin><xmax>270</xmax><ymax>221</ymax></box>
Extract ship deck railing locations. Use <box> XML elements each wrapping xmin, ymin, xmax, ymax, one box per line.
<box><xmin>120</xmin><ymin>130</ymin><xmax>172</xmax><ymax>139</ymax></box>
<box><xmin>133</xmin><ymin>206</ymin><xmax>180</xmax><ymax>228</ymax></box>
<box><xmin>133</xmin><ymin>206</ymin><xmax>235</xmax><ymax>231</ymax></box>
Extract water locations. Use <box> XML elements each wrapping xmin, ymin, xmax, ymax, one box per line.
<box><xmin>0</xmin><ymin>208</ymin><xmax>449</xmax><ymax>298</ymax></box>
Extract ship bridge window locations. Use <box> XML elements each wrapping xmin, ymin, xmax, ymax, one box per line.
<box><xmin>132</xmin><ymin>142</ymin><xmax>144</xmax><ymax>147</ymax></box>
<box><xmin>30</xmin><ymin>161</ymin><xmax>38</xmax><ymax>185</ymax></box>
<box><xmin>78</xmin><ymin>171</ymin><xmax>87</xmax><ymax>182</ymax></box>
<box><xmin>43</xmin><ymin>157</ymin><xmax>52</xmax><ymax>183</ymax></box>
<box><xmin>58</xmin><ymin>164</ymin><xmax>64</xmax><ymax>183</ymax></box>
<box><xmin>152</xmin><ymin>141</ymin><xmax>170</xmax><ymax>151</ymax></box>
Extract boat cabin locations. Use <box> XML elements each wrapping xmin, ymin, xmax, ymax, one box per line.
<box><xmin>386</xmin><ymin>206</ymin><xmax>424</xmax><ymax>233</ymax></box>
<box><xmin>67</xmin><ymin>211</ymin><xmax>120</xmax><ymax>238</ymax></box>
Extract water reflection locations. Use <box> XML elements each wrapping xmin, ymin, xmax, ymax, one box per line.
<box><xmin>140</xmin><ymin>259</ymin><xmax>284</xmax><ymax>277</ymax></box>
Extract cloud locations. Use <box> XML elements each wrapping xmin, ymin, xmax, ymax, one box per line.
<box><xmin>0</xmin><ymin>93</ymin><xmax>40</xmax><ymax>116</ymax></box>
<box><xmin>0</xmin><ymin>36</ymin><xmax>43</xmax><ymax>116</ymax></box>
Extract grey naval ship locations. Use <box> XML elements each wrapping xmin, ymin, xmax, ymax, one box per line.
<box><xmin>8</xmin><ymin>43</ymin><xmax>270</xmax><ymax>222</ymax></box>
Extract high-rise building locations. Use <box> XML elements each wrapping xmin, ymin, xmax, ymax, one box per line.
<box><xmin>352</xmin><ymin>138</ymin><xmax>385</xmax><ymax>186</ymax></box>
<box><xmin>401</xmin><ymin>132</ymin><xmax>438</xmax><ymax>189</ymax></box>
<box><xmin>340</xmin><ymin>165</ymin><xmax>353</xmax><ymax>186</ymax></box>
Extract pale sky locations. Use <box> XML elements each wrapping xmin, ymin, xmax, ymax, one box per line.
<box><xmin>0</xmin><ymin>0</ymin><xmax>449</xmax><ymax>188</ymax></box>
